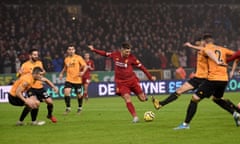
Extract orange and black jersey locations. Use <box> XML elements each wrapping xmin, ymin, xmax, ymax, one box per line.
<box><xmin>194</xmin><ymin>50</ymin><xmax>208</xmax><ymax>79</ymax></box>
<box><xmin>203</xmin><ymin>43</ymin><xmax>234</xmax><ymax>81</ymax></box>
<box><xmin>9</xmin><ymin>74</ymin><xmax>35</xmax><ymax>97</ymax></box>
<box><xmin>64</xmin><ymin>54</ymin><xmax>87</xmax><ymax>84</ymax></box>
<box><xmin>19</xmin><ymin>60</ymin><xmax>44</xmax><ymax>89</ymax></box>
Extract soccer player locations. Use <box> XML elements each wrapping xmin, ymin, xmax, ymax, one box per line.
<box><xmin>174</xmin><ymin>34</ymin><xmax>240</xmax><ymax>130</ymax></box>
<box><xmin>59</xmin><ymin>44</ymin><xmax>88</xmax><ymax>114</ymax></box>
<box><xmin>17</xmin><ymin>48</ymin><xmax>58</xmax><ymax>125</ymax></box>
<box><xmin>227</xmin><ymin>51</ymin><xmax>240</xmax><ymax>111</ymax></box>
<box><xmin>88</xmin><ymin>42</ymin><xmax>156</xmax><ymax>123</ymax></box>
<box><xmin>82</xmin><ymin>53</ymin><xmax>95</xmax><ymax>101</ymax></box>
<box><xmin>152</xmin><ymin>36</ymin><xmax>240</xmax><ymax>113</ymax></box>
<box><xmin>152</xmin><ymin>38</ymin><xmax>207</xmax><ymax>109</ymax></box>
<box><xmin>8</xmin><ymin>67</ymin><xmax>46</xmax><ymax>126</ymax></box>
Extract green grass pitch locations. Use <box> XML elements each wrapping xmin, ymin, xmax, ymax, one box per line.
<box><xmin>1</xmin><ymin>92</ymin><xmax>240</xmax><ymax>144</ymax></box>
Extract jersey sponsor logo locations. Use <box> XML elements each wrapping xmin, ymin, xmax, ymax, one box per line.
<box><xmin>115</xmin><ymin>61</ymin><xmax>127</xmax><ymax>68</ymax></box>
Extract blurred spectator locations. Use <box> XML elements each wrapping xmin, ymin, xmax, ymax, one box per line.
<box><xmin>43</xmin><ymin>51</ymin><xmax>53</xmax><ymax>72</ymax></box>
<box><xmin>175</xmin><ymin>66</ymin><xmax>186</xmax><ymax>80</ymax></box>
<box><xmin>1</xmin><ymin>1</ymin><xmax>240</xmax><ymax>73</ymax></box>
<box><xmin>105</xmin><ymin>57</ymin><xmax>112</xmax><ymax>71</ymax></box>
<box><xmin>52</xmin><ymin>54</ymin><xmax>64</xmax><ymax>72</ymax></box>
<box><xmin>171</xmin><ymin>50</ymin><xmax>180</xmax><ymax>68</ymax></box>
<box><xmin>15</xmin><ymin>56</ymin><xmax>21</xmax><ymax>73</ymax></box>
<box><xmin>178</xmin><ymin>50</ymin><xmax>187</xmax><ymax>68</ymax></box>
<box><xmin>158</xmin><ymin>51</ymin><xmax>168</xmax><ymax>69</ymax></box>
<box><xmin>3</xmin><ymin>53</ymin><xmax>15</xmax><ymax>73</ymax></box>
<box><xmin>188</xmin><ymin>49</ymin><xmax>197</xmax><ymax>68</ymax></box>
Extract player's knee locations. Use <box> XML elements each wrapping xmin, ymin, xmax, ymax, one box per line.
<box><xmin>191</xmin><ymin>94</ymin><xmax>200</xmax><ymax>103</ymax></box>
<box><xmin>45</xmin><ymin>99</ymin><xmax>53</xmax><ymax>104</ymax></box>
<box><xmin>35</xmin><ymin>100</ymin><xmax>40</xmax><ymax>106</ymax></box>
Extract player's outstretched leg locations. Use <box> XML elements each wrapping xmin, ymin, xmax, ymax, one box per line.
<box><xmin>151</xmin><ymin>96</ymin><xmax>162</xmax><ymax>110</ymax></box>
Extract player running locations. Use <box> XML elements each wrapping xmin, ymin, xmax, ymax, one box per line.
<box><xmin>82</xmin><ymin>53</ymin><xmax>95</xmax><ymax>101</ymax></box>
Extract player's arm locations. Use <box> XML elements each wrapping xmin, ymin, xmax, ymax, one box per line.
<box><xmin>15</xmin><ymin>82</ymin><xmax>29</xmax><ymax>102</ymax></box>
<box><xmin>16</xmin><ymin>82</ymin><xmax>37</xmax><ymax>109</ymax></box>
<box><xmin>40</xmin><ymin>77</ymin><xmax>59</xmax><ymax>93</ymax></box>
<box><xmin>80</xmin><ymin>65</ymin><xmax>88</xmax><ymax>77</ymax></box>
<box><xmin>88</xmin><ymin>45</ymin><xmax>111</xmax><ymax>57</ymax></box>
<box><xmin>17</xmin><ymin>65</ymin><xmax>25</xmax><ymax>77</ymax></box>
<box><xmin>78</xmin><ymin>56</ymin><xmax>88</xmax><ymax>77</ymax></box>
<box><xmin>227</xmin><ymin>50</ymin><xmax>240</xmax><ymax>63</ymax></box>
<box><xmin>204</xmin><ymin>49</ymin><xmax>227</xmax><ymax>66</ymax></box>
<box><xmin>59</xmin><ymin>65</ymin><xmax>66</xmax><ymax>80</ymax></box>
<box><xmin>40</xmin><ymin>66</ymin><xmax>46</xmax><ymax>75</ymax></box>
<box><xmin>134</xmin><ymin>58</ymin><xmax>156</xmax><ymax>81</ymax></box>
<box><xmin>184</xmin><ymin>42</ymin><xmax>203</xmax><ymax>50</ymax></box>
<box><xmin>229</xmin><ymin>59</ymin><xmax>239</xmax><ymax>78</ymax></box>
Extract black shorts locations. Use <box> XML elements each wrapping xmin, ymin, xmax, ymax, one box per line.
<box><xmin>27</xmin><ymin>88</ymin><xmax>49</xmax><ymax>102</ymax></box>
<box><xmin>195</xmin><ymin>80</ymin><xmax>228</xmax><ymax>99</ymax></box>
<box><xmin>64</xmin><ymin>81</ymin><xmax>83</xmax><ymax>94</ymax></box>
<box><xmin>8</xmin><ymin>93</ymin><xmax>25</xmax><ymax>106</ymax></box>
<box><xmin>187</xmin><ymin>77</ymin><xmax>207</xmax><ymax>90</ymax></box>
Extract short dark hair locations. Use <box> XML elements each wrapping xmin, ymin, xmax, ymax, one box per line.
<box><xmin>32</xmin><ymin>66</ymin><xmax>43</xmax><ymax>74</ymax></box>
<box><xmin>29</xmin><ymin>48</ymin><xmax>39</xmax><ymax>54</ymax></box>
<box><xmin>67</xmin><ymin>43</ymin><xmax>76</xmax><ymax>50</ymax></box>
<box><xmin>121</xmin><ymin>42</ymin><xmax>131</xmax><ymax>49</ymax></box>
<box><xmin>203</xmin><ymin>33</ymin><xmax>213</xmax><ymax>40</ymax></box>
<box><xmin>194</xmin><ymin>37</ymin><xmax>202</xmax><ymax>42</ymax></box>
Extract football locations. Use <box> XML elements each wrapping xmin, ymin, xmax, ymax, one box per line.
<box><xmin>144</xmin><ymin>111</ymin><xmax>155</xmax><ymax>122</ymax></box>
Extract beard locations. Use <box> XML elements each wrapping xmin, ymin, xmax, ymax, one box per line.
<box><xmin>32</xmin><ymin>57</ymin><xmax>38</xmax><ymax>62</ymax></box>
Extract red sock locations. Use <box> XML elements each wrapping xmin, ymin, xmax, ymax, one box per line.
<box><xmin>126</xmin><ymin>102</ymin><xmax>136</xmax><ymax>117</ymax></box>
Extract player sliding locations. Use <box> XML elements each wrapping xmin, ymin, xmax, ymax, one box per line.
<box><xmin>88</xmin><ymin>42</ymin><xmax>156</xmax><ymax>123</ymax></box>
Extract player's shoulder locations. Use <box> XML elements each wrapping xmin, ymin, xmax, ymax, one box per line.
<box><xmin>21</xmin><ymin>73</ymin><xmax>34</xmax><ymax>82</ymax></box>
<box><xmin>128</xmin><ymin>53</ymin><xmax>137</xmax><ymax>59</ymax></box>
<box><xmin>22</xmin><ymin>60</ymin><xmax>31</xmax><ymax>65</ymax></box>
<box><xmin>36</xmin><ymin>60</ymin><xmax>43</xmax><ymax>64</ymax></box>
<box><xmin>74</xmin><ymin>54</ymin><xmax>83</xmax><ymax>58</ymax></box>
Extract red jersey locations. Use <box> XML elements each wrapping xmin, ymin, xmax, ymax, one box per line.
<box><xmin>93</xmin><ymin>49</ymin><xmax>153</xmax><ymax>83</ymax></box>
<box><xmin>83</xmin><ymin>59</ymin><xmax>95</xmax><ymax>79</ymax></box>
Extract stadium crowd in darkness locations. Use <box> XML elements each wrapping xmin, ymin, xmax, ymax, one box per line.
<box><xmin>1</xmin><ymin>0</ymin><xmax>240</xmax><ymax>73</ymax></box>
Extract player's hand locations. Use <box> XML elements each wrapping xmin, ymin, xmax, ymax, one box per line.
<box><xmin>59</xmin><ymin>73</ymin><xmax>63</xmax><ymax>80</ymax></box>
<box><xmin>183</xmin><ymin>42</ymin><xmax>192</xmax><ymax>47</ymax></box>
<box><xmin>88</xmin><ymin>45</ymin><xmax>94</xmax><ymax>51</ymax></box>
<box><xmin>25</xmin><ymin>98</ymin><xmax>38</xmax><ymax>109</ymax></box>
<box><xmin>217</xmin><ymin>61</ymin><xmax>228</xmax><ymax>67</ymax></box>
<box><xmin>53</xmin><ymin>86</ymin><xmax>59</xmax><ymax>93</ymax></box>
<box><xmin>79</xmin><ymin>72</ymin><xmax>84</xmax><ymax>77</ymax></box>
<box><xmin>151</xmin><ymin>76</ymin><xmax>156</xmax><ymax>81</ymax></box>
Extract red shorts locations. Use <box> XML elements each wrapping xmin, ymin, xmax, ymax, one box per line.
<box><xmin>115</xmin><ymin>77</ymin><xmax>143</xmax><ymax>96</ymax></box>
<box><xmin>82</xmin><ymin>77</ymin><xmax>91</xmax><ymax>84</ymax></box>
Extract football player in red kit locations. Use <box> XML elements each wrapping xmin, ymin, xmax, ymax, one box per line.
<box><xmin>82</xmin><ymin>53</ymin><xmax>95</xmax><ymax>101</ymax></box>
<box><xmin>88</xmin><ymin>42</ymin><xmax>156</xmax><ymax>123</ymax></box>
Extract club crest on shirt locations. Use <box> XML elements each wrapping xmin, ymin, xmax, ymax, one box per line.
<box><xmin>67</xmin><ymin>59</ymin><xmax>76</xmax><ymax>67</ymax></box>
